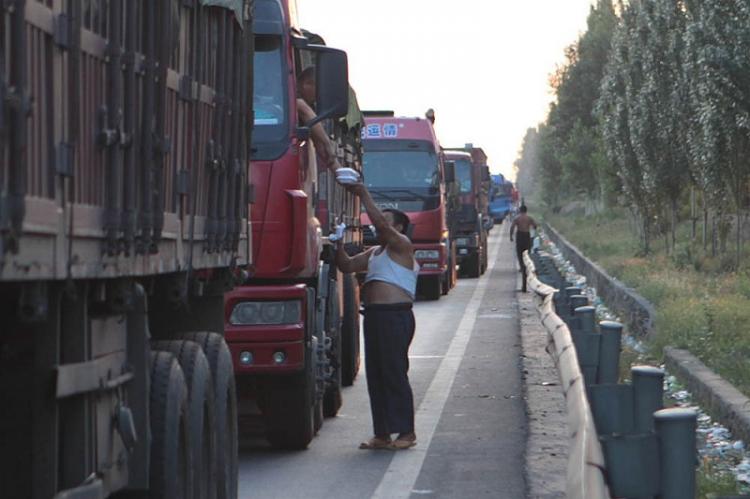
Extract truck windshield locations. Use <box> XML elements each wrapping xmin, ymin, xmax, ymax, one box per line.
<box><xmin>363</xmin><ymin>150</ymin><xmax>439</xmax><ymax>191</ymax></box>
<box><xmin>492</xmin><ymin>182</ymin><xmax>513</xmax><ymax>199</ymax></box>
<box><xmin>253</xmin><ymin>34</ymin><xmax>288</xmax><ymax>159</ymax></box>
<box><xmin>455</xmin><ymin>159</ymin><xmax>473</xmax><ymax>193</ymax></box>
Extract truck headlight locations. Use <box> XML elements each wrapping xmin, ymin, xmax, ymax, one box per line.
<box><xmin>229</xmin><ymin>301</ymin><xmax>302</xmax><ymax>326</ymax></box>
<box><xmin>414</xmin><ymin>250</ymin><xmax>440</xmax><ymax>260</ymax></box>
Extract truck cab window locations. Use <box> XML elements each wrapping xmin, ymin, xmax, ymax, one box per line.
<box><xmin>253</xmin><ymin>34</ymin><xmax>289</xmax><ymax>158</ymax></box>
<box><xmin>455</xmin><ymin>159</ymin><xmax>473</xmax><ymax>194</ymax></box>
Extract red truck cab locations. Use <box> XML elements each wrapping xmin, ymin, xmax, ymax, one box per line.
<box><xmin>224</xmin><ymin>0</ymin><xmax>361</xmax><ymax>450</ymax></box>
<box><xmin>360</xmin><ymin>114</ymin><xmax>456</xmax><ymax>300</ymax></box>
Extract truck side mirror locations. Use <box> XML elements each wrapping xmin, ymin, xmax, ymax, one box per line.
<box><xmin>305</xmin><ymin>45</ymin><xmax>349</xmax><ymax>128</ymax></box>
<box><xmin>482</xmin><ymin>166</ymin><xmax>491</xmax><ymax>181</ymax></box>
<box><xmin>444</xmin><ymin>161</ymin><xmax>456</xmax><ymax>184</ymax></box>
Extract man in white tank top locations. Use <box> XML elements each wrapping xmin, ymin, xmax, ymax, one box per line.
<box><xmin>336</xmin><ymin>182</ymin><xmax>419</xmax><ymax>450</ymax></box>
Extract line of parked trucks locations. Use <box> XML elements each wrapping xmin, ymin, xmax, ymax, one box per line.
<box><xmin>0</xmin><ymin>1</ymin><xmax>514</xmax><ymax>497</ymax></box>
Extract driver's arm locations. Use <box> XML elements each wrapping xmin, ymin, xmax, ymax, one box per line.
<box><xmin>297</xmin><ymin>98</ymin><xmax>341</xmax><ymax>171</ymax></box>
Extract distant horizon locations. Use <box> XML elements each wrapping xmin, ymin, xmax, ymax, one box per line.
<box><xmin>298</xmin><ymin>0</ymin><xmax>595</xmax><ymax>181</ymax></box>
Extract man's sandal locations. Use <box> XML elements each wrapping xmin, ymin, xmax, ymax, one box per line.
<box><xmin>388</xmin><ymin>436</ymin><xmax>417</xmax><ymax>450</ymax></box>
<box><xmin>359</xmin><ymin>437</ymin><xmax>392</xmax><ymax>450</ymax></box>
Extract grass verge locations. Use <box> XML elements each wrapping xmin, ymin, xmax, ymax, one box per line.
<box><xmin>544</xmin><ymin>208</ymin><xmax>750</xmax><ymax>498</ymax></box>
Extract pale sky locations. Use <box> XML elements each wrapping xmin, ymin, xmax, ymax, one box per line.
<box><xmin>298</xmin><ymin>1</ymin><xmax>596</xmax><ymax>181</ymax></box>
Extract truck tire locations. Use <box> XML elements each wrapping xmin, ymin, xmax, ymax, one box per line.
<box><xmin>423</xmin><ymin>275</ymin><xmax>442</xmax><ymax>301</ymax></box>
<box><xmin>177</xmin><ymin>332</ymin><xmax>237</xmax><ymax>499</ymax></box>
<box><xmin>323</xmin><ymin>281</ymin><xmax>343</xmax><ymax>417</ymax></box>
<box><xmin>263</xmin><ymin>342</ymin><xmax>316</xmax><ymax>449</ymax></box>
<box><xmin>323</xmin><ymin>337</ymin><xmax>342</xmax><ymax>417</ymax></box>
<box><xmin>153</xmin><ymin>340</ymin><xmax>216</xmax><ymax>499</ymax></box>
<box><xmin>148</xmin><ymin>351</ymin><xmax>192</xmax><ymax>499</ymax></box>
<box><xmin>340</xmin><ymin>274</ymin><xmax>360</xmax><ymax>387</ymax></box>
<box><xmin>464</xmin><ymin>254</ymin><xmax>481</xmax><ymax>278</ymax></box>
<box><xmin>314</xmin><ymin>397</ymin><xmax>324</xmax><ymax>433</ymax></box>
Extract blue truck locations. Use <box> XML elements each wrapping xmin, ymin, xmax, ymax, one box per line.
<box><xmin>489</xmin><ymin>174</ymin><xmax>514</xmax><ymax>223</ymax></box>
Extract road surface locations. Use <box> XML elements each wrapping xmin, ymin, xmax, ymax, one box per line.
<box><xmin>237</xmin><ymin>230</ymin><xmax>528</xmax><ymax>499</ymax></box>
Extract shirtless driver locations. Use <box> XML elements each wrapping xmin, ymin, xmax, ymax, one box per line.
<box><xmin>335</xmin><ymin>181</ymin><xmax>419</xmax><ymax>451</ymax></box>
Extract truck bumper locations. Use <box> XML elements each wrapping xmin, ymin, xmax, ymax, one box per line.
<box><xmin>224</xmin><ymin>284</ymin><xmax>307</xmax><ymax>375</ymax></box>
<box><xmin>453</xmin><ymin>234</ymin><xmax>480</xmax><ymax>264</ymax></box>
<box><xmin>414</xmin><ymin>242</ymin><xmax>447</xmax><ymax>275</ymax></box>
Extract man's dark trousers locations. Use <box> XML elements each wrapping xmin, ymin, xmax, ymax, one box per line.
<box><xmin>516</xmin><ymin>232</ymin><xmax>531</xmax><ymax>292</ymax></box>
<box><xmin>363</xmin><ymin>303</ymin><xmax>416</xmax><ymax>436</ymax></box>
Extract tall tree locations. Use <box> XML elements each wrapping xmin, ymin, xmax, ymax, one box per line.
<box><xmin>687</xmin><ymin>0</ymin><xmax>750</xmax><ymax>264</ymax></box>
<box><xmin>597</xmin><ymin>1</ymin><xmax>656</xmax><ymax>252</ymax></box>
<box><xmin>514</xmin><ymin>127</ymin><xmax>541</xmax><ymax>200</ymax></box>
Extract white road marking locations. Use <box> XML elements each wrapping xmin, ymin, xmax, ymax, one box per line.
<box><xmin>478</xmin><ymin>313</ymin><xmax>513</xmax><ymax>320</ymax></box>
<box><xmin>371</xmin><ymin>236</ymin><xmax>503</xmax><ymax>499</ymax></box>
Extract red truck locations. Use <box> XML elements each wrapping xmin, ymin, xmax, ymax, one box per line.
<box><xmin>1</xmin><ymin>2</ymin><xmax>252</xmax><ymax>497</ymax></box>
<box><xmin>360</xmin><ymin>113</ymin><xmax>457</xmax><ymax>300</ymax></box>
<box><xmin>444</xmin><ymin>150</ymin><xmax>489</xmax><ymax>277</ymax></box>
<box><xmin>223</xmin><ymin>0</ymin><xmax>361</xmax><ymax>449</ymax></box>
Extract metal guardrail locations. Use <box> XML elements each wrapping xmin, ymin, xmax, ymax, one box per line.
<box><xmin>526</xmin><ymin>249</ymin><xmax>699</xmax><ymax>499</ymax></box>
<box><xmin>523</xmin><ymin>251</ymin><xmax>611</xmax><ymax>499</ymax></box>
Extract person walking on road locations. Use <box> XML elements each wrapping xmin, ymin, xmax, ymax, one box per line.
<box><xmin>510</xmin><ymin>205</ymin><xmax>537</xmax><ymax>293</ymax></box>
<box><xmin>335</xmin><ymin>181</ymin><xmax>420</xmax><ymax>451</ymax></box>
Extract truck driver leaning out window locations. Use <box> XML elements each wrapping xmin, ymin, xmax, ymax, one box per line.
<box><xmin>334</xmin><ymin>181</ymin><xmax>420</xmax><ymax>451</ymax></box>
<box><xmin>296</xmin><ymin>66</ymin><xmax>341</xmax><ymax>172</ymax></box>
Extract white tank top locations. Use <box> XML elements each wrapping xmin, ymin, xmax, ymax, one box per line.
<box><xmin>364</xmin><ymin>247</ymin><xmax>420</xmax><ymax>300</ymax></box>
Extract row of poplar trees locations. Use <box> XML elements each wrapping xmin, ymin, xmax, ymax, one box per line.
<box><xmin>515</xmin><ymin>0</ymin><xmax>750</xmax><ymax>263</ymax></box>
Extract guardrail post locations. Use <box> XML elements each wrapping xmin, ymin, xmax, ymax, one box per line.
<box><xmin>654</xmin><ymin>408</ymin><xmax>697</xmax><ymax>499</ymax></box>
<box><xmin>632</xmin><ymin>366</ymin><xmax>664</xmax><ymax>433</ymax></box>
<box><xmin>597</xmin><ymin>321</ymin><xmax>623</xmax><ymax>384</ymax></box>
<box><xmin>573</xmin><ymin>306</ymin><xmax>600</xmax><ymax>386</ymax></box>
<box><xmin>589</xmin><ymin>383</ymin><xmax>634</xmax><ymax>435</ymax></box>
<box><xmin>574</xmin><ymin>305</ymin><xmax>596</xmax><ymax>334</ymax></box>
<box><xmin>599</xmin><ymin>432</ymin><xmax>660</xmax><ymax>498</ymax></box>
<box><xmin>568</xmin><ymin>295</ymin><xmax>589</xmax><ymax>331</ymax></box>
<box><xmin>560</xmin><ymin>287</ymin><xmax>581</xmax><ymax>320</ymax></box>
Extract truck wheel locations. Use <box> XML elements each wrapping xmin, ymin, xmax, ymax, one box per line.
<box><xmin>423</xmin><ymin>275</ymin><xmax>442</xmax><ymax>301</ymax></box>
<box><xmin>177</xmin><ymin>332</ymin><xmax>237</xmax><ymax>499</ymax></box>
<box><xmin>340</xmin><ymin>274</ymin><xmax>360</xmax><ymax>387</ymax></box>
<box><xmin>323</xmin><ymin>281</ymin><xmax>343</xmax><ymax>417</ymax></box>
<box><xmin>323</xmin><ymin>334</ymin><xmax>342</xmax><ymax>417</ymax></box>
<box><xmin>314</xmin><ymin>397</ymin><xmax>324</xmax><ymax>432</ymax></box>
<box><xmin>263</xmin><ymin>342</ymin><xmax>316</xmax><ymax>449</ymax></box>
<box><xmin>152</xmin><ymin>340</ymin><xmax>216</xmax><ymax>499</ymax></box>
<box><xmin>465</xmin><ymin>254</ymin><xmax>481</xmax><ymax>278</ymax></box>
<box><xmin>148</xmin><ymin>351</ymin><xmax>192</xmax><ymax>499</ymax></box>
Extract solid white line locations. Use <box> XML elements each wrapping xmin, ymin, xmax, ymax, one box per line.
<box><xmin>371</xmin><ymin>235</ymin><xmax>503</xmax><ymax>499</ymax></box>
